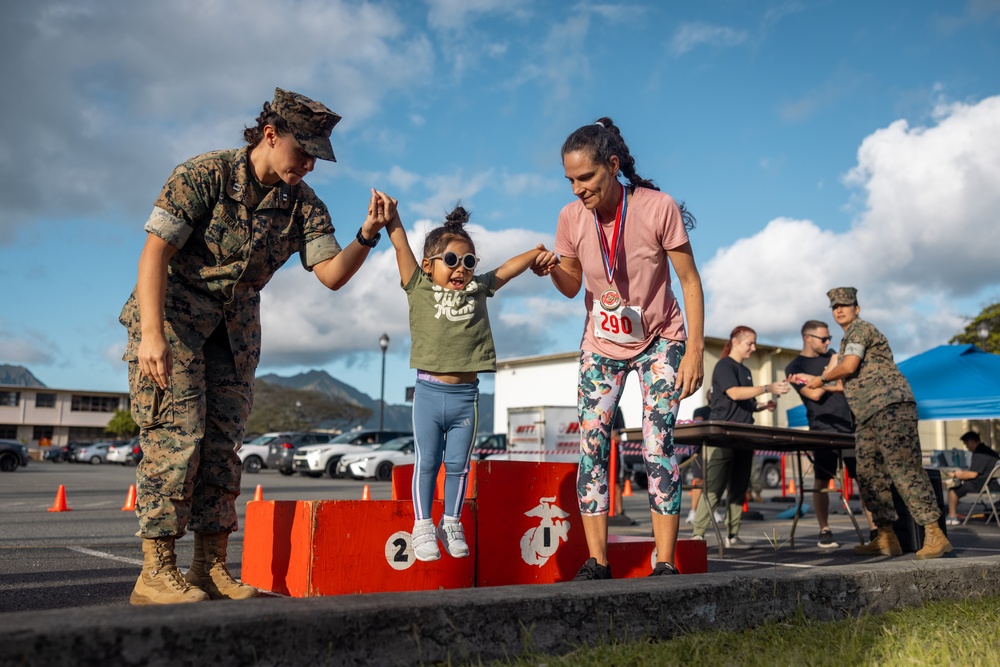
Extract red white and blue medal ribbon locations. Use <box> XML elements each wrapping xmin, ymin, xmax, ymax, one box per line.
<box><xmin>594</xmin><ymin>183</ymin><xmax>627</xmax><ymax>311</ymax></box>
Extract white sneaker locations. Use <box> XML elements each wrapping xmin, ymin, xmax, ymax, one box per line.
<box><xmin>685</xmin><ymin>509</ymin><xmax>696</xmax><ymax>525</ymax></box>
<box><xmin>714</xmin><ymin>509</ymin><xmax>726</xmax><ymax>523</ymax></box>
<box><xmin>436</xmin><ymin>519</ymin><xmax>470</xmax><ymax>558</ymax></box>
<box><xmin>724</xmin><ymin>535</ymin><xmax>752</xmax><ymax>550</ymax></box>
<box><xmin>690</xmin><ymin>534</ymin><xmax>705</xmax><ymax>541</ymax></box>
<box><xmin>945</xmin><ymin>516</ymin><xmax>961</xmax><ymax>527</ymax></box>
<box><xmin>411</xmin><ymin>521</ymin><xmax>440</xmax><ymax>561</ymax></box>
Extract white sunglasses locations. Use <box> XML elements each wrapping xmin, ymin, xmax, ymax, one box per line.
<box><xmin>428</xmin><ymin>251</ymin><xmax>479</xmax><ymax>270</ymax></box>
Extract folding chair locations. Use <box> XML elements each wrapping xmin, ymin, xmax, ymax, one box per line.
<box><xmin>962</xmin><ymin>460</ymin><xmax>1000</xmax><ymax>527</ymax></box>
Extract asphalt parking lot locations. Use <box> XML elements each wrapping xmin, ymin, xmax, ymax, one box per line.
<box><xmin>2</xmin><ymin>461</ymin><xmax>998</xmax><ymax>613</ymax></box>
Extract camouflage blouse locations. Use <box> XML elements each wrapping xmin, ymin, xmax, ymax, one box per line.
<box><xmin>839</xmin><ymin>318</ymin><xmax>916</xmax><ymax>425</ymax></box>
<box><xmin>120</xmin><ymin>147</ymin><xmax>341</xmax><ymax>379</ymax></box>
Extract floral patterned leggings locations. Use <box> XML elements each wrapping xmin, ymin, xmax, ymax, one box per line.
<box><xmin>577</xmin><ymin>337</ymin><xmax>685</xmax><ymax>516</ymax></box>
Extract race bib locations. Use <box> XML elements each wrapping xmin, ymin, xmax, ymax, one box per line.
<box><xmin>592</xmin><ymin>302</ymin><xmax>645</xmax><ymax>344</ymax></box>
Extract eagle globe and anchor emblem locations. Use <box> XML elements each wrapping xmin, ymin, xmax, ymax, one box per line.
<box><xmin>520</xmin><ymin>496</ymin><xmax>571</xmax><ymax>566</ymax></box>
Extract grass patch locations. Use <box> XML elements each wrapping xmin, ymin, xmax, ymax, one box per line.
<box><xmin>469</xmin><ymin>594</ymin><xmax>1000</xmax><ymax>667</ymax></box>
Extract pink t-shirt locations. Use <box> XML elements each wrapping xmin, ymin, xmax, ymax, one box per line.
<box><xmin>554</xmin><ymin>187</ymin><xmax>689</xmax><ymax>360</ymax></box>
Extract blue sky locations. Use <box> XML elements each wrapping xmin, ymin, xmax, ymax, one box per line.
<box><xmin>2</xmin><ymin>0</ymin><xmax>999</xmax><ymax>406</ymax></box>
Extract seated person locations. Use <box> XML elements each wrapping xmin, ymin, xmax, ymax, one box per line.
<box><xmin>944</xmin><ymin>431</ymin><xmax>1000</xmax><ymax>525</ymax></box>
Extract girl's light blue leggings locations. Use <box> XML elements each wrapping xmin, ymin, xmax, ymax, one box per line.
<box><xmin>411</xmin><ymin>378</ymin><xmax>479</xmax><ymax>520</ymax></box>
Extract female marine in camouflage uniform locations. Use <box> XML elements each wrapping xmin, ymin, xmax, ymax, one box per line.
<box><xmin>120</xmin><ymin>88</ymin><xmax>397</xmax><ymax>605</ymax></box>
<box><xmin>805</xmin><ymin>287</ymin><xmax>952</xmax><ymax>560</ymax></box>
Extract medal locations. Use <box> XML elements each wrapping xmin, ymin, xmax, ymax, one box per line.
<box><xmin>600</xmin><ymin>288</ymin><xmax>622</xmax><ymax>311</ymax></box>
<box><xmin>593</xmin><ymin>183</ymin><xmax>628</xmax><ymax>311</ymax></box>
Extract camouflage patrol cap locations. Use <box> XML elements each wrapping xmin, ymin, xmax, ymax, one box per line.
<box><xmin>827</xmin><ymin>286</ymin><xmax>858</xmax><ymax>307</ymax></box>
<box><xmin>271</xmin><ymin>88</ymin><xmax>341</xmax><ymax>162</ymax></box>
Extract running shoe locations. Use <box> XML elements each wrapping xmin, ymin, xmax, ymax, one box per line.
<box><xmin>436</xmin><ymin>519</ymin><xmax>470</xmax><ymax>558</ymax></box>
<box><xmin>572</xmin><ymin>557</ymin><xmax>612</xmax><ymax>581</ymax></box>
<box><xmin>648</xmin><ymin>562</ymin><xmax>679</xmax><ymax>576</ymax></box>
<box><xmin>724</xmin><ymin>535</ymin><xmax>752</xmax><ymax>550</ymax></box>
<box><xmin>945</xmin><ymin>516</ymin><xmax>961</xmax><ymax>526</ymax></box>
<box><xmin>685</xmin><ymin>509</ymin><xmax>696</xmax><ymax>525</ymax></box>
<box><xmin>411</xmin><ymin>521</ymin><xmax>440</xmax><ymax>562</ymax></box>
<box><xmin>817</xmin><ymin>529</ymin><xmax>840</xmax><ymax>549</ymax></box>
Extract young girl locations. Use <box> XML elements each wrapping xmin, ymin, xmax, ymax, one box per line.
<box><xmin>385</xmin><ymin>203</ymin><xmax>548</xmax><ymax>561</ymax></box>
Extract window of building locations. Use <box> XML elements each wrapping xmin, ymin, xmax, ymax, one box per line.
<box><xmin>70</xmin><ymin>395</ymin><xmax>120</xmax><ymax>413</ymax></box>
<box><xmin>35</xmin><ymin>393</ymin><xmax>57</xmax><ymax>408</ymax></box>
<box><xmin>33</xmin><ymin>426</ymin><xmax>54</xmax><ymax>440</ymax></box>
<box><xmin>0</xmin><ymin>392</ymin><xmax>20</xmax><ymax>407</ymax></box>
<box><xmin>0</xmin><ymin>424</ymin><xmax>17</xmax><ymax>439</ymax></box>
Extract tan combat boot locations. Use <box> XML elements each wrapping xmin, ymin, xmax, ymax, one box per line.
<box><xmin>852</xmin><ymin>526</ymin><xmax>903</xmax><ymax>556</ymax></box>
<box><xmin>915</xmin><ymin>522</ymin><xmax>954</xmax><ymax>560</ymax></box>
<box><xmin>130</xmin><ymin>537</ymin><xmax>210</xmax><ymax>605</ymax></box>
<box><xmin>184</xmin><ymin>532</ymin><xmax>258</xmax><ymax>600</ymax></box>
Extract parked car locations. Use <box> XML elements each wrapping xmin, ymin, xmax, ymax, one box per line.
<box><xmin>44</xmin><ymin>441</ymin><xmax>87</xmax><ymax>463</ymax></box>
<box><xmin>0</xmin><ymin>439</ymin><xmax>30</xmax><ymax>472</ymax></box>
<box><xmin>72</xmin><ymin>441</ymin><xmax>117</xmax><ymax>465</ymax></box>
<box><xmin>107</xmin><ymin>437</ymin><xmax>142</xmax><ymax>465</ymax></box>
<box><xmin>238</xmin><ymin>432</ymin><xmax>292</xmax><ymax>474</ymax></box>
<box><xmin>293</xmin><ymin>430</ymin><xmax>412</xmax><ymax>478</ymax></box>
<box><xmin>472</xmin><ymin>433</ymin><xmax>507</xmax><ymax>460</ymax></box>
<box><xmin>126</xmin><ymin>436</ymin><xmax>144</xmax><ymax>465</ymax></box>
<box><xmin>337</xmin><ymin>436</ymin><xmax>415</xmax><ymax>481</ymax></box>
<box><xmin>266</xmin><ymin>432</ymin><xmax>337</xmax><ymax>476</ymax></box>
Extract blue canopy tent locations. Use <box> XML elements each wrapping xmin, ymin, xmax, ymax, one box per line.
<box><xmin>787</xmin><ymin>344</ymin><xmax>1000</xmax><ymax>426</ymax></box>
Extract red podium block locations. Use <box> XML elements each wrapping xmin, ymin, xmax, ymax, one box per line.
<box><xmin>475</xmin><ymin>461</ymin><xmax>587</xmax><ymax>586</ymax></box>
<box><xmin>242</xmin><ymin>499</ymin><xmax>476</xmax><ymax>597</ymax></box>
<box><xmin>606</xmin><ymin>536</ymin><xmax>708</xmax><ymax>576</ymax></box>
<box><xmin>391</xmin><ymin>462</ymin><xmax>481</xmax><ymax>501</ymax></box>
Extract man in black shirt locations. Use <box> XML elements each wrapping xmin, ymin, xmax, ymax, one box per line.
<box><xmin>786</xmin><ymin>320</ymin><xmax>863</xmax><ymax>549</ymax></box>
<box><xmin>944</xmin><ymin>431</ymin><xmax>1000</xmax><ymax>524</ymax></box>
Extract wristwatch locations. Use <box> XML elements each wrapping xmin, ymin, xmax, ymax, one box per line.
<box><xmin>356</xmin><ymin>226</ymin><xmax>381</xmax><ymax>248</ymax></box>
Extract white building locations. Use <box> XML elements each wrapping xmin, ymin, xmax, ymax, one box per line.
<box><xmin>495</xmin><ymin>336</ymin><xmax>801</xmax><ymax>434</ymax></box>
<box><xmin>0</xmin><ymin>385</ymin><xmax>130</xmax><ymax>447</ymax></box>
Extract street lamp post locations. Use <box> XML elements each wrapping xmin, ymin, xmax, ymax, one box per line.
<box><xmin>977</xmin><ymin>321</ymin><xmax>990</xmax><ymax>352</ymax></box>
<box><xmin>379</xmin><ymin>333</ymin><xmax>390</xmax><ymax>431</ymax></box>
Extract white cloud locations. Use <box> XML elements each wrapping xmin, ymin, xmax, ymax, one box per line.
<box><xmin>258</xmin><ymin>223</ymin><xmax>563</xmax><ymax>367</ymax></box>
<box><xmin>0</xmin><ymin>0</ymin><xmax>434</xmax><ymax>243</ymax></box>
<box><xmin>0</xmin><ymin>337</ymin><xmax>55</xmax><ymax>365</ymax></box>
<box><xmin>703</xmin><ymin>95</ymin><xmax>1000</xmax><ymax>357</ymax></box>
<box><xmin>670</xmin><ymin>22</ymin><xmax>748</xmax><ymax>56</ymax></box>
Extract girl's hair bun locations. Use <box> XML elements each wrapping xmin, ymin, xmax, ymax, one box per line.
<box><xmin>443</xmin><ymin>205</ymin><xmax>469</xmax><ymax>231</ymax></box>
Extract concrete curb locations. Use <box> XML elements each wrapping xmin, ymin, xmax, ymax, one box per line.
<box><xmin>2</xmin><ymin>556</ymin><xmax>999</xmax><ymax>667</ymax></box>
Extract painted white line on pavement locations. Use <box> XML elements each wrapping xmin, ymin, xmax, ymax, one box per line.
<box><xmin>708</xmin><ymin>557</ymin><xmax>817</xmax><ymax>569</ymax></box>
<box><xmin>67</xmin><ymin>546</ymin><xmax>143</xmax><ymax>566</ymax></box>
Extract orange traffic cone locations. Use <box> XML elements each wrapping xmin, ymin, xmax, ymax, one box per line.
<box><xmin>622</xmin><ymin>479</ymin><xmax>633</xmax><ymax>497</ymax></box>
<box><xmin>743</xmin><ymin>497</ymin><xmax>750</xmax><ymax>512</ymax></box>
<box><xmin>787</xmin><ymin>478</ymin><xmax>796</xmax><ymax>495</ymax></box>
<box><xmin>828</xmin><ymin>479</ymin><xmax>837</xmax><ymax>490</ymax></box>
<box><xmin>361</xmin><ymin>484</ymin><xmax>371</xmax><ymax>501</ymax></box>
<box><xmin>121</xmin><ymin>484</ymin><xmax>136</xmax><ymax>511</ymax></box>
<box><xmin>253</xmin><ymin>484</ymin><xmax>263</xmax><ymax>502</ymax></box>
<box><xmin>47</xmin><ymin>485</ymin><xmax>71</xmax><ymax>512</ymax></box>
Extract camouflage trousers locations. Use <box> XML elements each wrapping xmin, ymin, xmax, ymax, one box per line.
<box><xmin>128</xmin><ymin>322</ymin><xmax>252</xmax><ymax>538</ymax></box>
<box><xmin>855</xmin><ymin>402</ymin><xmax>940</xmax><ymax>527</ymax></box>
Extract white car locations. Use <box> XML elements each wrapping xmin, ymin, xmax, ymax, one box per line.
<box><xmin>238</xmin><ymin>432</ymin><xmax>294</xmax><ymax>474</ymax></box>
<box><xmin>337</xmin><ymin>436</ymin><xmax>415</xmax><ymax>481</ymax></box>
<box><xmin>292</xmin><ymin>430</ymin><xmax>411</xmax><ymax>478</ymax></box>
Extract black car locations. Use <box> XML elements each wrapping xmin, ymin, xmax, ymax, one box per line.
<box><xmin>266</xmin><ymin>432</ymin><xmax>335</xmax><ymax>476</ymax></box>
<box><xmin>0</xmin><ymin>439</ymin><xmax>30</xmax><ymax>472</ymax></box>
<box><xmin>49</xmin><ymin>441</ymin><xmax>90</xmax><ymax>463</ymax></box>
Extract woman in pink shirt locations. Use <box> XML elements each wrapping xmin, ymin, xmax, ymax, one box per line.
<box><xmin>534</xmin><ymin>118</ymin><xmax>705</xmax><ymax>580</ymax></box>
